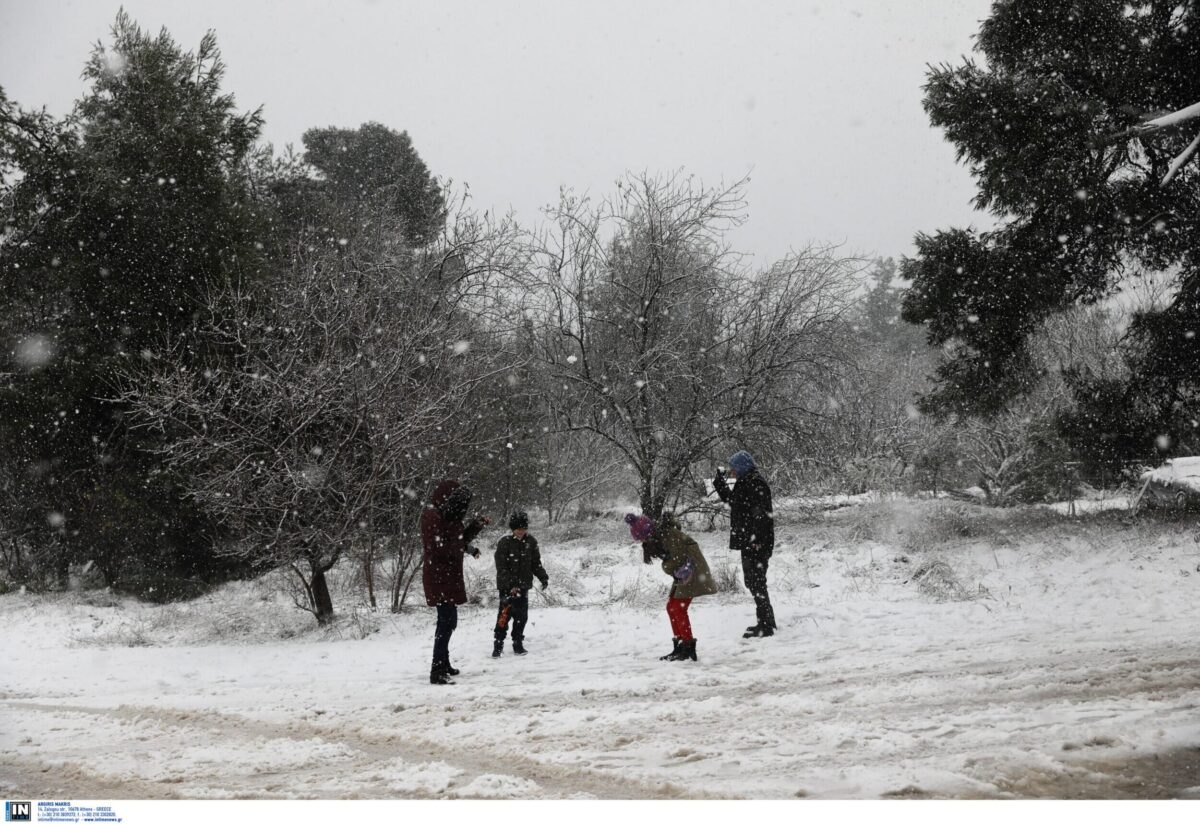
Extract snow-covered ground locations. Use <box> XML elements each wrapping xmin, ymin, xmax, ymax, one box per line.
<box><xmin>2</xmin><ymin>496</ymin><xmax>1200</xmax><ymax>799</ymax></box>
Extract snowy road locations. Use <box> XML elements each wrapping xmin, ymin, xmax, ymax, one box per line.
<box><xmin>3</xmin><ymin>501</ymin><xmax>1200</xmax><ymax>798</ymax></box>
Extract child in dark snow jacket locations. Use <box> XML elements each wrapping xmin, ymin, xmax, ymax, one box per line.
<box><xmin>493</xmin><ymin>511</ymin><xmax>549</xmax><ymax>657</ymax></box>
<box><xmin>625</xmin><ymin>512</ymin><xmax>717</xmax><ymax>662</ymax></box>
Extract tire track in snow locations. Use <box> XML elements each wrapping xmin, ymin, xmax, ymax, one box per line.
<box><xmin>2</xmin><ymin>700</ymin><xmax>719</xmax><ymax>799</ymax></box>
<box><xmin>5</xmin><ymin>640</ymin><xmax>1196</xmax><ymax>798</ymax></box>
<box><xmin>423</xmin><ymin>640</ymin><xmax>1200</xmax><ymax>797</ymax></box>
<box><xmin>0</xmin><ymin>755</ymin><xmax>188</xmax><ymax>800</ymax></box>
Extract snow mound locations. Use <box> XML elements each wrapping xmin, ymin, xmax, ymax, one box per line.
<box><xmin>380</xmin><ymin>760</ymin><xmax>462</xmax><ymax>795</ymax></box>
<box><xmin>453</xmin><ymin>773</ymin><xmax>541</xmax><ymax>798</ymax></box>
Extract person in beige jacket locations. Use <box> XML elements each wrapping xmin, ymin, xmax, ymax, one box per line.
<box><xmin>625</xmin><ymin>512</ymin><xmax>718</xmax><ymax>662</ymax></box>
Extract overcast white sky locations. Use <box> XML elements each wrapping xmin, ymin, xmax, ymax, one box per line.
<box><xmin>1</xmin><ymin>0</ymin><xmax>995</xmax><ymax>263</ymax></box>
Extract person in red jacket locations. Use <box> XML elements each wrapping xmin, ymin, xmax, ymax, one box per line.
<box><xmin>421</xmin><ymin>479</ymin><xmax>490</xmax><ymax>685</ymax></box>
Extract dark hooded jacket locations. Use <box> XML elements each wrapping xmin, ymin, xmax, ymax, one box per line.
<box><xmin>495</xmin><ymin>534</ymin><xmax>549</xmax><ymax>592</ymax></box>
<box><xmin>421</xmin><ymin>479</ymin><xmax>485</xmax><ymax>606</ymax></box>
<box><xmin>713</xmin><ymin>468</ymin><xmax>775</xmax><ymax>554</ymax></box>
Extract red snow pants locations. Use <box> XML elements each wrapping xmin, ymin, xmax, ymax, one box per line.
<box><xmin>667</xmin><ymin>596</ymin><xmax>694</xmax><ymax>641</ymax></box>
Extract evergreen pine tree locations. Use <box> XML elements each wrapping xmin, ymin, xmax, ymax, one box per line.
<box><xmin>901</xmin><ymin>0</ymin><xmax>1200</xmax><ymax>468</ymax></box>
<box><xmin>0</xmin><ymin>12</ymin><xmax>266</xmax><ymax>590</ymax></box>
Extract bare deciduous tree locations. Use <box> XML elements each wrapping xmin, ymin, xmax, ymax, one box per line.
<box><xmin>530</xmin><ymin>172</ymin><xmax>857</xmax><ymax>517</ymax></box>
<box><xmin>125</xmin><ymin>206</ymin><xmax>523</xmax><ymax>623</ymax></box>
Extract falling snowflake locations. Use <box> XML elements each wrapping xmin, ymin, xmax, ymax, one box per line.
<box><xmin>298</xmin><ymin>465</ymin><xmax>327</xmax><ymax>489</ymax></box>
<box><xmin>102</xmin><ymin>50</ymin><xmax>127</xmax><ymax>75</ymax></box>
<box><xmin>15</xmin><ymin>335</ymin><xmax>55</xmax><ymax>371</ymax></box>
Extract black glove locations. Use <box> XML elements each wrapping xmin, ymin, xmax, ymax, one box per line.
<box><xmin>540</xmin><ymin>579</ymin><xmax>549</xmax><ymax>591</ymax></box>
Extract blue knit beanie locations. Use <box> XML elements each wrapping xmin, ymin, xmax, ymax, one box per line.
<box><xmin>729</xmin><ymin>450</ymin><xmax>756</xmax><ymax>475</ymax></box>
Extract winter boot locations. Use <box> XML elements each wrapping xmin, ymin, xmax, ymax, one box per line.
<box><xmin>512</xmin><ymin>638</ymin><xmax>528</xmax><ymax>656</ymax></box>
<box><xmin>492</xmin><ymin>640</ymin><xmax>503</xmax><ymax>658</ymax></box>
<box><xmin>429</xmin><ymin>665</ymin><xmax>455</xmax><ymax>685</ymax></box>
<box><xmin>660</xmin><ymin>638</ymin><xmax>683</xmax><ymax>661</ymax></box>
<box><xmin>446</xmin><ymin>663</ymin><xmax>461</xmax><ymax>676</ymax></box>
<box><xmin>743</xmin><ymin>624</ymin><xmax>774</xmax><ymax>638</ymax></box>
<box><xmin>681</xmin><ymin>639</ymin><xmax>698</xmax><ymax>661</ymax></box>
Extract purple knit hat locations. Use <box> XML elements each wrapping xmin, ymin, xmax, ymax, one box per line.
<box><xmin>623</xmin><ymin>512</ymin><xmax>655</xmax><ymax>542</ymax></box>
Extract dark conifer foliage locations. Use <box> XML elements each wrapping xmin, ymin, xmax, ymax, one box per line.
<box><xmin>902</xmin><ymin>0</ymin><xmax>1200</xmax><ymax>467</ymax></box>
<box><xmin>298</xmin><ymin>122</ymin><xmax>446</xmax><ymax>246</ymax></box>
<box><xmin>0</xmin><ymin>12</ymin><xmax>267</xmax><ymax>590</ymax></box>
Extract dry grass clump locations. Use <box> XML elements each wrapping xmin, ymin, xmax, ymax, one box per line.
<box><xmin>901</xmin><ymin>503</ymin><xmax>989</xmax><ymax>551</ymax></box>
<box><xmin>72</xmin><ymin>577</ymin><xmax>317</xmax><ymax>647</ymax></box>
<box><xmin>830</xmin><ymin>496</ymin><xmax>1100</xmax><ymax>554</ymax></box>
<box><xmin>838</xmin><ymin>498</ymin><xmax>991</xmax><ymax>550</ymax></box>
<box><xmin>908</xmin><ymin>560</ymin><xmax>974</xmax><ymax>602</ymax></box>
<box><xmin>712</xmin><ymin>561</ymin><xmax>743</xmax><ymax>593</ymax></box>
<box><xmin>610</xmin><ymin>573</ymin><xmax>671</xmax><ymax>609</ymax></box>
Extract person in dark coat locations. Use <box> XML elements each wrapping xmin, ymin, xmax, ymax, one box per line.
<box><xmin>421</xmin><ymin>479</ymin><xmax>490</xmax><ymax>685</ymax></box>
<box><xmin>492</xmin><ymin>511</ymin><xmax>549</xmax><ymax>658</ymax></box>
<box><xmin>713</xmin><ymin>449</ymin><xmax>777</xmax><ymax>638</ymax></box>
<box><xmin>626</xmin><ymin>512</ymin><xmax>717</xmax><ymax>662</ymax></box>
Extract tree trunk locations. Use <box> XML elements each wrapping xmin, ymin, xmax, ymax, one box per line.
<box><xmin>639</xmin><ymin>479</ymin><xmax>665</xmax><ymax>520</ymax></box>
<box><xmin>311</xmin><ymin>565</ymin><xmax>335</xmax><ymax>625</ymax></box>
<box><xmin>504</xmin><ymin>443</ymin><xmax>512</xmax><ymax>518</ymax></box>
<box><xmin>364</xmin><ymin>542</ymin><xmax>376</xmax><ymax>609</ymax></box>
<box><xmin>639</xmin><ymin>487</ymin><xmax>654</xmax><ymax>518</ymax></box>
<box><xmin>390</xmin><ymin>539</ymin><xmax>420</xmax><ymax>613</ymax></box>
<box><xmin>389</xmin><ymin>544</ymin><xmax>405</xmax><ymax>613</ymax></box>
<box><xmin>56</xmin><ymin>557</ymin><xmax>71</xmax><ymax>591</ymax></box>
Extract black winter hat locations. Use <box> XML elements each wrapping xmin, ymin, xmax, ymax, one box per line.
<box><xmin>440</xmin><ymin>485</ymin><xmax>472</xmax><ymax>521</ymax></box>
<box><xmin>508</xmin><ymin>511</ymin><xmax>530</xmax><ymax>530</ymax></box>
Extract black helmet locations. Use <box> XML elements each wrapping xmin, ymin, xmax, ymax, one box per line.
<box><xmin>508</xmin><ymin>511</ymin><xmax>530</xmax><ymax>530</ymax></box>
